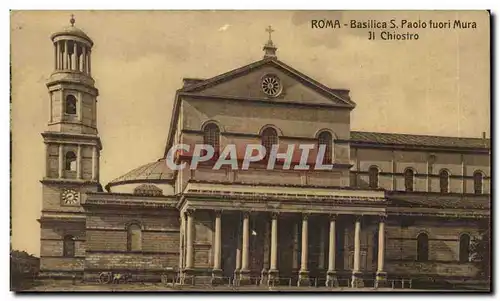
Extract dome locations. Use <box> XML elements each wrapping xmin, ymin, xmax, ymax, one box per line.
<box><xmin>105</xmin><ymin>158</ymin><xmax>175</xmax><ymax>191</ymax></box>
<box><xmin>51</xmin><ymin>25</ymin><xmax>93</xmax><ymax>45</ymax></box>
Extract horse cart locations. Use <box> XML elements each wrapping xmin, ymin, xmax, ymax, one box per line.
<box><xmin>98</xmin><ymin>271</ymin><xmax>132</xmax><ymax>284</ymax></box>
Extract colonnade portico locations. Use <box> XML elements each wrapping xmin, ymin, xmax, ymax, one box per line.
<box><xmin>181</xmin><ymin>209</ymin><xmax>388</xmax><ymax>288</ymax></box>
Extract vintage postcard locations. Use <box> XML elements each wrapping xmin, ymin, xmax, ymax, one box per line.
<box><xmin>10</xmin><ymin>10</ymin><xmax>490</xmax><ymax>292</ymax></box>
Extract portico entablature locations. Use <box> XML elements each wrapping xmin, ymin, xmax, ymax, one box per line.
<box><xmin>178</xmin><ymin>181</ymin><xmax>387</xmax><ymax>216</ymax></box>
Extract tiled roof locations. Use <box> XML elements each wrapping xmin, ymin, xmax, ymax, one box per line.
<box><xmin>107</xmin><ymin>159</ymin><xmax>174</xmax><ymax>187</ymax></box>
<box><xmin>351</xmin><ymin>131</ymin><xmax>490</xmax><ymax>149</ymax></box>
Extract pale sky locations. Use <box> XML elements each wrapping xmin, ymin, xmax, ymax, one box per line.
<box><xmin>10</xmin><ymin>10</ymin><xmax>490</xmax><ymax>255</ymax></box>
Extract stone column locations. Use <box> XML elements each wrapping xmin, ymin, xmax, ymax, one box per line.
<box><xmin>48</xmin><ymin>92</ymin><xmax>53</xmax><ymax>123</ymax></box>
<box><xmin>375</xmin><ymin>216</ymin><xmax>388</xmax><ymax>288</ymax></box>
<box><xmin>233</xmin><ymin>214</ymin><xmax>242</xmax><ymax>285</ymax></box>
<box><xmin>54</xmin><ymin>43</ymin><xmax>58</xmax><ymax>70</ymax></box>
<box><xmin>58</xmin><ymin>41</ymin><xmax>63</xmax><ymax>70</ymax></box>
<box><xmin>268</xmin><ymin>212</ymin><xmax>279</xmax><ymax>286</ymax></box>
<box><xmin>64</xmin><ymin>40</ymin><xmax>69</xmax><ymax>69</ymax></box>
<box><xmin>72</xmin><ymin>42</ymin><xmax>77</xmax><ymax>70</ymax></box>
<box><xmin>45</xmin><ymin>143</ymin><xmax>50</xmax><ymax>178</ymax></box>
<box><xmin>78</xmin><ymin>92</ymin><xmax>83</xmax><ymax>122</ymax></box>
<box><xmin>298</xmin><ymin>213</ymin><xmax>310</xmax><ymax>286</ymax></box>
<box><xmin>91</xmin><ymin>146</ymin><xmax>98</xmax><ymax>181</ymax></box>
<box><xmin>92</xmin><ymin>98</ymin><xmax>97</xmax><ymax>128</ymax></box>
<box><xmin>326</xmin><ymin>215</ymin><xmax>338</xmax><ymax>287</ymax></box>
<box><xmin>81</xmin><ymin>46</ymin><xmax>86</xmax><ymax>73</ymax></box>
<box><xmin>211</xmin><ymin>210</ymin><xmax>223</xmax><ymax>284</ymax></box>
<box><xmin>240</xmin><ymin>212</ymin><xmax>251</xmax><ymax>284</ymax></box>
<box><xmin>60</xmin><ymin>89</ymin><xmax>65</xmax><ymax>119</ymax></box>
<box><xmin>260</xmin><ymin>215</ymin><xmax>270</xmax><ymax>285</ymax></box>
<box><xmin>58</xmin><ymin>144</ymin><xmax>64</xmax><ymax>178</ymax></box>
<box><xmin>178</xmin><ymin>216</ymin><xmax>184</xmax><ymax>274</ymax></box>
<box><xmin>184</xmin><ymin>209</ymin><xmax>195</xmax><ymax>284</ymax></box>
<box><xmin>76</xmin><ymin>144</ymin><xmax>82</xmax><ymax>179</ymax></box>
<box><xmin>351</xmin><ymin>216</ymin><xmax>364</xmax><ymax>288</ymax></box>
<box><xmin>88</xmin><ymin>50</ymin><xmax>91</xmax><ymax>75</ymax></box>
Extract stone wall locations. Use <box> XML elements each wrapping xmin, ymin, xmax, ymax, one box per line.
<box><xmin>352</xmin><ymin>147</ymin><xmax>490</xmax><ymax>194</ymax></box>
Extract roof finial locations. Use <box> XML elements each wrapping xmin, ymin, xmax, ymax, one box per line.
<box><xmin>70</xmin><ymin>14</ymin><xmax>75</xmax><ymax>27</ymax></box>
<box><xmin>263</xmin><ymin>25</ymin><xmax>277</xmax><ymax>59</ymax></box>
<box><xmin>266</xmin><ymin>25</ymin><xmax>274</xmax><ymax>42</ymax></box>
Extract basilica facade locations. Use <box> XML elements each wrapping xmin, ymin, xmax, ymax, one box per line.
<box><xmin>38</xmin><ymin>20</ymin><xmax>490</xmax><ymax>288</ymax></box>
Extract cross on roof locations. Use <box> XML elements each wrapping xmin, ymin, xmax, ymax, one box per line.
<box><xmin>70</xmin><ymin>14</ymin><xmax>75</xmax><ymax>27</ymax></box>
<box><xmin>266</xmin><ymin>25</ymin><xmax>274</xmax><ymax>41</ymax></box>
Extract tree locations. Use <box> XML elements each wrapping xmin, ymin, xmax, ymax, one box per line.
<box><xmin>10</xmin><ymin>249</ymin><xmax>39</xmax><ymax>291</ymax></box>
<box><xmin>470</xmin><ymin>219</ymin><xmax>491</xmax><ymax>280</ymax></box>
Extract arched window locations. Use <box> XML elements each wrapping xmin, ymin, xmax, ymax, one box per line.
<box><xmin>203</xmin><ymin>123</ymin><xmax>220</xmax><ymax>158</ymax></box>
<box><xmin>318</xmin><ymin>131</ymin><xmax>333</xmax><ymax>164</ymax></box>
<box><xmin>459</xmin><ymin>234</ymin><xmax>471</xmax><ymax>263</ymax></box>
<box><xmin>65</xmin><ymin>95</ymin><xmax>77</xmax><ymax>115</ymax></box>
<box><xmin>261</xmin><ymin>127</ymin><xmax>278</xmax><ymax>159</ymax></box>
<box><xmin>404</xmin><ymin>168</ymin><xmax>415</xmax><ymax>192</ymax></box>
<box><xmin>63</xmin><ymin>235</ymin><xmax>75</xmax><ymax>257</ymax></box>
<box><xmin>65</xmin><ymin>151</ymin><xmax>77</xmax><ymax>171</ymax></box>
<box><xmin>439</xmin><ymin>170</ymin><xmax>450</xmax><ymax>193</ymax></box>
<box><xmin>368</xmin><ymin>166</ymin><xmax>379</xmax><ymax>189</ymax></box>
<box><xmin>416</xmin><ymin>233</ymin><xmax>429</xmax><ymax>262</ymax></box>
<box><xmin>473</xmin><ymin>171</ymin><xmax>483</xmax><ymax>194</ymax></box>
<box><xmin>127</xmin><ymin>223</ymin><xmax>142</xmax><ymax>252</ymax></box>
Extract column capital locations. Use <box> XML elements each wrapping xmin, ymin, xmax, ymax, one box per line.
<box><xmin>329</xmin><ymin>214</ymin><xmax>338</xmax><ymax>221</ymax></box>
<box><xmin>354</xmin><ymin>215</ymin><xmax>363</xmax><ymax>222</ymax></box>
<box><xmin>186</xmin><ymin>209</ymin><xmax>196</xmax><ymax>216</ymax></box>
<box><xmin>378</xmin><ymin>215</ymin><xmax>387</xmax><ymax>223</ymax></box>
<box><xmin>271</xmin><ymin>211</ymin><xmax>280</xmax><ymax>219</ymax></box>
<box><xmin>242</xmin><ymin>211</ymin><xmax>251</xmax><ymax>218</ymax></box>
<box><xmin>214</xmin><ymin>209</ymin><xmax>223</xmax><ymax>217</ymax></box>
<box><xmin>302</xmin><ymin>213</ymin><xmax>310</xmax><ymax>221</ymax></box>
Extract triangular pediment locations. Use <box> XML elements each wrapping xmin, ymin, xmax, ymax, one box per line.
<box><xmin>179</xmin><ymin>58</ymin><xmax>356</xmax><ymax>108</ymax></box>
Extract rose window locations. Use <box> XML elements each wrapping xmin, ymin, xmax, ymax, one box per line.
<box><xmin>261</xmin><ymin>75</ymin><xmax>282</xmax><ymax>97</ymax></box>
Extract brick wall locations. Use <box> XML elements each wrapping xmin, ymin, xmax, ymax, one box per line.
<box><xmin>85</xmin><ymin>208</ymin><xmax>180</xmax><ymax>273</ymax></box>
<box><xmin>85</xmin><ymin>253</ymin><xmax>178</xmax><ymax>270</ymax></box>
<box><xmin>39</xmin><ymin>221</ymin><xmax>85</xmax><ymax>273</ymax></box>
<box><xmin>385</xmin><ymin>218</ymin><xmax>481</xmax><ymax>278</ymax></box>
<box><xmin>41</xmin><ymin>258</ymin><xmax>84</xmax><ymax>271</ymax></box>
<box><xmin>387</xmin><ymin>262</ymin><xmax>478</xmax><ymax>278</ymax></box>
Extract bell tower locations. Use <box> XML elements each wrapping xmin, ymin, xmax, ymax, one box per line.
<box><xmin>39</xmin><ymin>15</ymin><xmax>102</xmax><ymax>279</ymax></box>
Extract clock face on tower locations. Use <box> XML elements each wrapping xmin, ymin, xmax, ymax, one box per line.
<box><xmin>61</xmin><ymin>189</ymin><xmax>80</xmax><ymax>205</ymax></box>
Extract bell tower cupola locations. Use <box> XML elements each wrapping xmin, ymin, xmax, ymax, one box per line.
<box><xmin>46</xmin><ymin>14</ymin><xmax>98</xmax><ymax>135</ymax></box>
